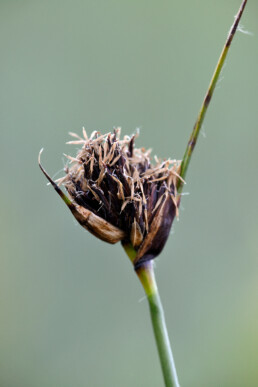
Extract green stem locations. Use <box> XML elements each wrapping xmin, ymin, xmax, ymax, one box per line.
<box><xmin>177</xmin><ymin>0</ymin><xmax>248</xmax><ymax>195</ymax></box>
<box><xmin>123</xmin><ymin>243</ymin><xmax>179</xmax><ymax>386</ymax></box>
<box><xmin>136</xmin><ymin>261</ymin><xmax>180</xmax><ymax>387</ymax></box>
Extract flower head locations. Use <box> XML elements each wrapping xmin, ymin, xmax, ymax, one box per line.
<box><xmin>39</xmin><ymin>128</ymin><xmax>182</xmax><ymax>267</ymax></box>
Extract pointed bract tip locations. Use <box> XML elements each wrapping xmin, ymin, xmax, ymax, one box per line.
<box><xmin>38</xmin><ymin>148</ymin><xmax>44</xmax><ymax>164</ymax></box>
<box><xmin>38</xmin><ymin>148</ymin><xmax>73</xmax><ymax>207</ymax></box>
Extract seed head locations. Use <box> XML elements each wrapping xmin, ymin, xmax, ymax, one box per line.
<box><xmin>39</xmin><ymin>128</ymin><xmax>182</xmax><ymax>267</ymax></box>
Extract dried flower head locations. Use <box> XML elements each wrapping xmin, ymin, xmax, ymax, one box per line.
<box><xmin>39</xmin><ymin>128</ymin><xmax>182</xmax><ymax>267</ymax></box>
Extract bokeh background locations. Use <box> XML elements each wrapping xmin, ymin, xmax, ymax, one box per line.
<box><xmin>1</xmin><ymin>1</ymin><xmax>257</xmax><ymax>386</ymax></box>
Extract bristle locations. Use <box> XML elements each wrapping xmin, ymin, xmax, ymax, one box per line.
<box><xmin>69</xmin><ymin>132</ymin><xmax>83</xmax><ymax>140</ymax></box>
<box><xmin>82</xmin><ymin>127</ymin><xmax>88</xmax><ymax>140</ymax></box>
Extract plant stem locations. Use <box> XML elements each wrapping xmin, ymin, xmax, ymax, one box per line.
<box><xmin>136</xmin><ymin>261</ymin><xmax>180</xmax><ymax>387</ymax></box>
<box><xmin>177</xmin><ymin>0</ymin><xmax>248</xmax><ymax>195</ymax></box>
<box><xmin>123</xmin><ymin>243</ymin><xmax>179</xmax><ymax>386</ymax></box>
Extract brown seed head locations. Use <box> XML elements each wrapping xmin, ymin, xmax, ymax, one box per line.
<box><xmin>39</xmin><ymin>128</ymin><xmax>182</xmax><ymax>267</ymax></box>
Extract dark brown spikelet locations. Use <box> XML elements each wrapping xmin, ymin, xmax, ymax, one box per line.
<box><xmin>39</xmin><ymin>128</ymin><xmax>183</xmax><ymax>267</ymax></box>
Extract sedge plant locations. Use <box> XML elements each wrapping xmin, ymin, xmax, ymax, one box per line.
<box><xmin>39</xmin><ymin>1</ymin><xmax>248</xmax><ymax>386</ymax></box>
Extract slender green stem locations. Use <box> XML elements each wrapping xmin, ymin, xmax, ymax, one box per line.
<box><xmin>136</xmin><ymin>261</ymin><xmax>180</xmax><ymax>387</ymax></box>
<box><xmin>123</xmin><ymin>243</ymin><xmax>179</xmax><ymax>386</ymax></box>
<box><xmin>177</xmin><ymin>0</ymin><xmax>248</xmax><ymax>195</ymax></box>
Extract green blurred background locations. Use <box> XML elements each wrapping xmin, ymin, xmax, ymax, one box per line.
<box><xmin>1</xmin><ymin>1</ymin><xmax>257</xmax><ymax>386</ymax></box>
